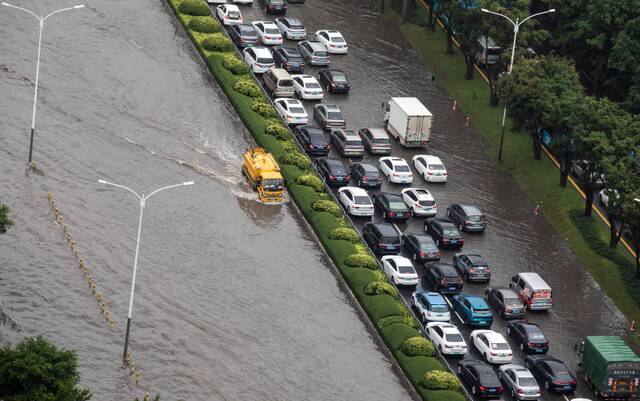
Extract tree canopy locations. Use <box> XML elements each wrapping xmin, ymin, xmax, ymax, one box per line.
<box><xmin>0</xmin><ymin>203</ymin><xmax>14</xmax><ymax>234</ymax></box>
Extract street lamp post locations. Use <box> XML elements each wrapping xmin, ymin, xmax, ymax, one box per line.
<box><xmin>481</xmin><ymin>7</ymin><xmax>556</xmax><ymax>162</ymax></box>
<box><xmin>1</xmin><ymin>2</ymin><xmax>85</xmax><ymax>163</ymax></box>
<box><xmin>98</xmin><ymin>179</ymin><xmax>194</xmax><ymax>363</ymax></box>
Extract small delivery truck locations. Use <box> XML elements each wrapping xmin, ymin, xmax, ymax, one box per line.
<box><xmin>383</xmin><ymin>97</ymin><xmax>433</xmax><ymax>147</ymax></box>
<box><xmin>242</xmin><ymin>147</ymin><xmax>284</xmax><ymax>204</ymax></box>
<box><xmin>577</xmin><ymin>336</ymin><xmax>640</xmax><ymax>399</ymax></box>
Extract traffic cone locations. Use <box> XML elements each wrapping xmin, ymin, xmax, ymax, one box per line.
<box><xmin>630</xmin><ymin>320</ymin><xmax>636</xmax><ymax>332</ymax></box>
<box><xmin>534</xmin><ymin>205</ymin><xmax>541</xmax><ymax>216</ymax></box>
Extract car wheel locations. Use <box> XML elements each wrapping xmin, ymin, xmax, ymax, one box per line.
<box><xmin>348</xmin><ymin>206</ymin><xmax>353</xmax><ymax>215</ymax></box>
<box><xmin>423</xmin><ymin>313</ymin><xmax>428</xmax><ymax>324</ymax></box>
<box><xmin>471</xmin><ymin>386</ymin><xmax>477</xmax><ymax>395</ymax></box>
<box><xmin>391</xmin><ymin>276</ymin><xmax>396</xmax><ymax>285</ymax></box>
<box><xmin>383</xmin><ymin>211</ymin><xmax>387</xmax><ymax>220</ymax></box>
<box><xmin>484</xmin><ymin>353</ymin><xmax>489</xmax><ymax>363</ymax></box>
<box><xmin>413</xmin><ymin>253</ymin><xmax>418</xmax><ymax>261</ymax></box>
<box><xmin>506</xmin><ymin>327</ymin><xmax>511</xmax><ymax>335</ymax></box>
<box><xmin>436</xmin><ymin>239</ymin><xmax>441</xmax><ymax>247</ymax></box>
<box><xmin>446</xmin><ymin>208</ymin><xmax>450</xmax><ymax>216</ymax></box>
<box><xmin>423</xmin><ymin>172</ymin><xmax>428</xmax><ymax>181</ymax></box>
<box><xmin>459</xmin><ymin>224</ymin><xmax>463</xmax><ymax>232</ymax></box>
<box><xmin>544</xmin><ymin>381</ymin><xmax>550</xmax><ymax>391</ymax></box>
<box><xmin>519</xmin><ymin>343</ymin><xmax>525</xmax><ymax>351</ymax></box>
<box><xmin>457</xmin><ymin>365</ymin><xmax>462</xmax><ymax>374</ymax></box>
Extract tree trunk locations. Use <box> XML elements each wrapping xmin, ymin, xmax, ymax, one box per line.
<box><xmin>427</xmin><ymin>3</ymin><xmax>435</xmax><ymax>30</ymax></box>
<box><xmin>584</xmin><ymin>188</ymin><xmax>594</xmax><ymax>217</ymax></box>
<box><xmin>532</xmin><ymin>130</ymin><xmax>542</xmax><ymax>160</ymax></box>
<box><xmin>446</xmin><ymin>28</ymin><xmax>454</xmax><ymax>54</ymax></box>
<box><xmin>636</xmin><ymin>244</ymin><xmax>640</xmax><ymax>277</ymax></box>
<box><xmin>401</xmin><ymin>0</ymin><xmax>410</xmax><ymax>22</ymax></box>
<box><xmin>489</xmin><ymin>83</ymin><xmax>499</xmax><ymax>107</ymax></box>
<box><xmin>464</xmin><ymin>56</ymin><xmax>475</xmax><ymax>80</ymax></box>
<box><xmin>608</xmin><ymin>213</ymin><xmax>618</xmax><ymax>248</ymax></box>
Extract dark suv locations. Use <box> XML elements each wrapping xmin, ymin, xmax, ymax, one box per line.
<box><xmin>424</xmin><ymin>218</ymin><xmax>463</xmax><ymax>249</ymax></box>
<box><xmin>452</xmin><ymin>253</ymin><xmax>490</xmax><ymax>282</ymax></box>
<box><xmin>402</xmin><ymin>233</ymin><xmax>441</xmax><ymax>262</ymax></box>
<box><xmin>447</xmin><ymin>204</ymin><xmax>486</xmax><ymax>233</ymax></box>
<box><xmin>315</xmin><ymin>158</ymin><xmax>349</xmax><ymax>187</ymax></box>
<box><xmin>293</xmin><ymin>126</ymin><xmax>330</xmax><ymax>156</ymax></box>
<box><xmin>350</xmin><ymin>162</ymin><xmax>381</xmax><ymax>188</ymax></box>
<box><xmin>272</xmin><ymin>47</ymin><xmax>305</xmax><ymax>73</ymax></box>
<box><xmin>423</xmin><ymin>262</ymin><xmax>463</xmax><ymax>294</ymax></box>
<box><xmin>373</xmin><ymin>192</ymin><xmax>412</xmax><ymax>222</ymax></box>
<box><xmin>362</xmin><ymin>222</ymin><xmax>401</xmax><ymax>255</ymax></box>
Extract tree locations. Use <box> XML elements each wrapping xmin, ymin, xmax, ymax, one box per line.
<box><xmin>0</xmin><ymin>203</ymin><xmax>14</xmax><ymax>233</ymax></box>
<box><xmin>450</xmin><ymin>3</ymin><xmax>485</xmax><ymax>79</ymax></box>
<box><xmin>622</xmin><ymin>197</ymin><xmax>640</xmax><ymax>277</ymax></box>
<box><xmin>0</xmin><ymin>336</ymin><xmax>92</xmax><ymax>401</ymax></box>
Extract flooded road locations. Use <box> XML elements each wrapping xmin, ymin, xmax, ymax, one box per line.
<box><xmin>0</xmin><ymin>1</ymin><xmax>415</xmax><ymax>400</ymax></box>
<box><xmin>234</xmin><ymin>0</ymin><xmax>630</xmax><ymax>400</ymax></box>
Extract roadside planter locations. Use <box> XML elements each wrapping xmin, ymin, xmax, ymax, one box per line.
<box><xmin>164</xmin><ymin>1</ymin><xmax>465</xmax><ymax>400</ymax></box>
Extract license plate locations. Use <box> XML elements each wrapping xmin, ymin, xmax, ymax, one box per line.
<box><xmin>450</xmin><ymin>240</ymin><xmax>458</xmax><ymax>244</ymax></box>
<box><xmin>563</xmin><ymin>386</ymin><xmax>572</xmax><ymax>390</ymax></box>
<box><xmin>447</xmin><ymin>287</ymin><xmax>456</xmax><ymax>291</ymax></box>
<box><xmin>292</xmin><ymin>64</ymin><xmax>299</xmax><ymax>67</ymax></box>
<box><xmin>499</xmin><ymin>354</ymin><xmax>507</xmax><ymax>357</ymax></box>
<box><xmin>435</xmin><ymin>173</ymin><xmax>442</xmax><ymax>176</ymax></box>
<box><xmin>488</xmin><ymin>389</ymin><xmax>496</xmax><ymax>392</ymax></box>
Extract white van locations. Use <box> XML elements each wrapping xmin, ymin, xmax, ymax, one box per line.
<box><xmin>476</xmin><ymin>36</ymin><xmax>501</xmax><ymax>65</ymax></box>
<box><xmin>509</xmin><ymin>272</ymin><xmax>553</xmax><ymax>311</ymax></box>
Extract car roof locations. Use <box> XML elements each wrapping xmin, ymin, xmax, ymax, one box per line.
<box><xmin>355</xmin><ymin>162</ymin><xmax>377</xmax><ymax>172</ymax></box>
<box><xmin>254</xmin><ymin>20</ymin><xmax>277</xmax><ymax>27</ymax></box>
<box><xmin>365</xmin><ymin>128</ymin><xmax>390</xmax><ymax>139</ymax></box>
<box><xmin>466</xmin><ymin>254</ymin><xmax>486</xmax><ymax>265</ymax></box>
<box><xmin>380</xmin><ymin>192</ymin><xmax>404</xmax><ymax>201</ymax></box>
<box><xmin>417</xmin><ymin>154</ymin><xmax>443</xmax><ymax>163</ymax></box>
<box><xmin>384</xmin><ymin>255</ymin><xmax>412</xmax><ymax>266</ymax></box>
<box><xmin>428</xmin><ymin>262</ymin><xmax>457</xmax><ymax>276</ymax></box>
<box><xmin>483</xmin><ymin>331</ymin><xmax>507</xmax><ymax>343</ymax></box>
<box><xmin>461</xmin><ymin>294</ymin><xmax>488</xmax><ymax>308</ymax></box>
<box><xmin>224</xmin><ymin>4</ymin><xmax>240</xmax><ymax>10</ymax></box>
<box><xmin>516</xmin><ymin>272</ymin><xmax>551</xmax><ymax>289</ymax></box>
<box><xmin>253</xmin><ymin>47</ymin><xmax>272</xmax><ymax>56</ymax></box>
<box><xmin>317</xmin><ymin>103</ymin><xmax>340</xmax><ymax>111</ymax></box>
<box><xmin>493</xmin><ymin>288</ymin><xmax>519</xmax><ymax>298</ymax></box>
<box><xmin>422</xmin><ymin>291</ymin><xmax>447</xmax><ymax>304</ymax></box>
<box><xmin>338</xmin><ymin>129</ymin><xmax>359</xmax><ymax>138</ymax></box>
<box><xmin>327</xmin><ymin>69</ymin><xmax>346</xmax><ymax>76</ymax></box>
<box><xmin>280</xmin><ymin>47</ymin><xmax>300</xmax><ymax>56</ymax></box>
<box><xmin>408</xmin><ymin>233</ymin><xmax>435</xmax><ymax>243</ymax></box>
<box><xmin>307</xmin><ymin>41</ymin><xmax>327</xmax><ymax>50</ymax></box>
<box><xmin>410</xmin><ymin>188</ymin><xmax>434</xmax><ymax>199</ymax></box>
<box><xmin>280</xmin><ymin>16</ymin><xmax>302</xmax><ymax>24</ymax></box>
<box><xmin>457</xmin><ymin>204</ymin><xmax>483</xmax><ymax>215</ymax></box>
<box><xmin>237</xmin><ymin>23</ymin><xmax>255</xmax><ymax>31</ymax></box>
<box><xmin>370</xmin><ymin>223</ymin><xmax>398</xmax><ymax>236</ymax></box>
<box><xmin>283</xmin><ymin>98</ymin><xmax>302</xmax><ymax>105</ymax></box>
<box><xmin>292</xmin><ymin>74</ymin><xmax>316</xmax><ymax>82</ymax></box>
<box><xmin>463</xmin><ymin>360</ymin><xmax>496</xmax><ymax>374</ymax></box>
<box><xmin>341</xmin><ymin>186</ymin><xmax>368</xmax><ymax>196</ymax></box>
<box><xmin>380</xmin><ymin>156</ymin><xmax>407</xmax><ymax>164</ymax></box>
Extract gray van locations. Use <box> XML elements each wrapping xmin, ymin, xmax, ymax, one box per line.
<box><xmin>263</xmin><ymin>68</ymin><xmax>294</xmax><ymax>98</ymax></box>
<box><xmin>476</xmin><ymin>36</ymin><xmax>501</xmax><ymax>65</ymax></box>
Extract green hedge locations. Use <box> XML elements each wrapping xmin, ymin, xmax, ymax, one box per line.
<box><xmin>222</xmin><ymin>53</ymin><xmax>247</xmax><ymax>74</ymax></box>
<box><xmin>401</xmin><ymin>337</ymin><xmax>435</xmax><ymax>357</ymax></box>
<box><xmin>178</xmin><ymin>0</ymin><xmax>210</xmax><ymax>16</ymax></box>
<box><xmin>311</xmin><ymin>200</ymin><xmax>342</xmax><ymax>218</ymax></box>
<box><xmin>251</xmin><ymin>101</ymin><xmax>278</xmax><ymax>119</ymax></box>
<box><xmin>296</xmin><ymin>174</ymin><xmax>325</xmax><ymax>192</ymax></box>
<box><xmin>328</xmin><ymin>227</ymin><xmax>360</xmax><ymax>243</ymax></box>
<box><xmin>421</xmin><ymin>371</ymin><xmax>462</xmax><ymax>392</ymax></box>
<box><xmin>344</xmin><ymin>253</ymin><xmax>377</xmax><ymax>269</ymax></box>
<box><xmin>378</xmin><ymin>314</ymin><xmax>420</xmax><ymax>329</ymax></box>
<box><xmin>364</xmin><ymin>281</ymin><xmax>399</xmax><ymax>298</ymax></box>
<box><xmin>281</xmin><ymin>152</ymin><xmax>311</xmax><ymax>170</ymax></box>
<box><xmin>379</xmin><ymin>323</ymin><xmax>421</xmax><ymax>350</ymax></box>
<box><xmin>233</xmin><ymin>79</ymin><xmax>263</xmax><ymax>98</ymax></box>
<box><xmin>265</xmin><ymin>124</ymin><xmax>291</xmax><ymax>141</ymax></box>
<box><xmin>202</xmin><ymin>33</ymin><xmax>233</xmax><ymax>52</ymax></box>
<box><xmin>188</xmin><ymin>17</ymin><xmax>221</xmax><ymax>33</ymax></box>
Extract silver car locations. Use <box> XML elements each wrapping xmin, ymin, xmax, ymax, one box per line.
<box><xmin>314</xmin><ymin>104</ymin><xmax>346</xmax><ymax>130</ymax></box>
<box><xmin>297</xmin><ymin>41</ymin><xmax>331</xmax><ymax>66</ymax></box>
<box><xmin>330</xmin><ymin>129</ymin><xmax>365</xmax><ymax>157</ymax></box>
<box><xmin>358</xmin><ymin>127</ymin><xmax>392</xmax><ymax>155</ymax></box>
<box><xmin>499</xmin><ymin>364</ymin><xmax>541</xmax><ymax>400</ymax></box>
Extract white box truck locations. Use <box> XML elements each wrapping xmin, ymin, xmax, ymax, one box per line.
<box><xmin>383</xmin><ymin>97</ymin><xmax>433</xmax><ymax>147</ymax></box>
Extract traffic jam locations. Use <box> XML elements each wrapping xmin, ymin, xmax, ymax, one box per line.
<box><xmin>206</xmin><ymin>0</ymin><xmax>640</xmax><ymax>400</ymax></box>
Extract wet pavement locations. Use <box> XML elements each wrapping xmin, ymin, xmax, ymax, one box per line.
<box><xmin>230</xmin><ymin>0</ymin><xmax>630</xmax><ymax>400</ymax></box>
<box><xmin>0</xmin><ymin>1</ymin><xmax>418</xmax><ymax>400</ymax></box>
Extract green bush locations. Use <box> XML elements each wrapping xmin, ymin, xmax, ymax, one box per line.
<box><xmin>396</xmin><ymin>352</ymin><xmax>444</xmax><ymax>383</ymax></box>
<box><xmin>421</xmin><ymin>370</ymin><xmax>462</xmax><ymax>392</ymax></box>
<box><xmin>328</xmin><ymin>227</ymin><xmax>359</xmax><ymax>243</ymax></box>
<box><xmin>179</xmin><ymin>0</ymin><xmax>211</xmax><ymax>16</ymax></box>
<box><xmin>364</xmin><ymin>281</ymin><xmax>398</xmax><ymax>297</ymax></box>
<box><xmin>378</xmin><ymin>314</ymin><xmax>420</xmax><ymax>329</ymax></box>
<box><xmin>362</xmin><ymin>295</ymin><xmax>405</xmax><ymax>322</ymax></box>
<box><xmin>281</xmin><ymin>140</ymin><xmax>297</xmax><ymax>152</ymax></box>
<box><xmin>296</xmin><ymin>174</ymin><xmax>325</xmax><ymax>192</ymax></box>
<box><xmin>401</xmin><ymin>337</ymin><xmax>435</xmax><ymax>357</ymax></box>
<box><xmin>344</xmin><ymin>253</ymin><xmax>377</xmax><ymax>269</ymax></box>
<box><xmin>188</xmin><ymin>17</ymin><xmax>220</xmax><ymax>33</ymax></box>
<box><xmin>280</xmin><ymin>151</ymin><xmax>311</xmax><ymax>170</ymax></box>
<box><xmin>265</xmin><ymin>123</ymin><xmax>291</xmax><ymax>141</ymax></box>
<box><xmin>312</xmin><ymin>200</ymin><xmax>342</xmax><ymax>218</ymax></box>
<box><xmin>222</xmin><ymin>53</ymin><xmax>247</xmax><ymax>74</ymax></box>
<box><xmin>233</xmin><ymin>79</ymin><xmax>263</xmax><ymax>98</ymax></box>
<box><xmin>379</xmin><ymin>322</ymin><xmax>421</xmax><ymax>350</ymax></box>
<box><xmin>343</xmin><ymin>268</ymin><xmax>384</xmax><ymax>293</ymax></box>
<box><xmin>251</xmin><ymin>101</ymin><xmax>278</xmax><ymax>118</ymax></box>
<box><xmin>202</xmin><ymin>33</ymin><xmax>233</xmax><ymax>52</ymax></box>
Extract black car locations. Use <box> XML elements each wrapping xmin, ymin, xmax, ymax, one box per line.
<box><xmin>402</xmin><ymin>233</ymin><xmax>441</xmax><ymax>262</ymax></box>
<box><xmin>350</xmin><ymin>162</ymin><xmax>381</xmax><ymax>188</ymax></box>
<box><xmin>452</xmin><ymin>253</ymin><xmax>490</xmax><ymax>282</ymax></box>
<box><xmin>457</xmin><ymin>360</ymin><xmax>504</xmax><ymax>398</ymax></box>
<box><xmin>525</xmin><ymin>355</ymin><xmax>576</xmax><ymax>393</ymax></box>
<box><xmin>272</xmin><ymin>46</ymin><xmax>305</xmax><ymax>73</ymax></box>
<box><xmin>423</xmin><ymin>262</ymin><xmax>463</xmax><ymax>294</ymax></box>
<box><xmin>315</xmin><ymin>158</ymin><xmax>349</xmax><ymax>187</ymax></box>
<box><xmin>294</xmin><ymin>126</ymin><xmax>330</xmax><ymax>156</ymax></box>
<box><xmin>447</xmin><ymin>203</ymin><xmax>486</xmax><ymax>233</ymax></box>
<box><xmin>262</xmin><ymin>0</ymin><xmax>287</xmax><ymax>14</ymax></box>
<box><xmin>362</xmin><ymin>222</ymin><xmax>401</xmax><ymax>255</ymax></box>
<box><xmin>317</xmin><ymin>69</ymin><xmax>350</xmax><ymax>93</ymax></box>
<box><xmin>484</xmin><ymin>287</ymin><xmax>527</xmax><ymax>319</ymax></box>
<box><xmin>424</xmin><ymin>218</ymin><xmax>464</xmax><ymax>249</ymax></box>
<box><xmin>373</xmin><ymin>192</ymin><xmax>412</xmax><ymax>222</ymax></box>
<box><xmin>506</xmin><ymin>320</ymin><xmax>549</xmax><ymax>354</ymax></box>
<box><xmin>228</xmin><ymin>24</ymin><xmax>260</xmax><ymax>48</ymax></box>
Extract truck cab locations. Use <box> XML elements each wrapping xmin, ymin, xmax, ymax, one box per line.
<box><xmin>242</xmin><ymin>148</ymin><xmax>285</xmax><ymax>204</ymax></box>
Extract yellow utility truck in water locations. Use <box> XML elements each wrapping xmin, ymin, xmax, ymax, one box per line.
<box><xmin>242</xmin><ymin>147</ymin><xmax>284</xmax><ymax>204</ymax></box>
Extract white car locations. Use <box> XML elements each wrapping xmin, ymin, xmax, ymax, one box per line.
<box><xmin>337</xmin><ymin>187</ymin><xmax>374</xmax><ymax>217</ymax></box>
<box><xmin>251</xmin><ymin>21</ymin><xmax>283</xmax><ymax>45</ymax></box>
<box><xmin>470</xmin><ymin>330</ymin><xmax>513</xmax><ymax>364</ymax></box>
<box><xmin>231</xmin><ymin>0</ymin><xmax>253</xmax><ymax>3</ymax></box>
<box><xmin>207</xmin><ymin>0</ymin><xmax>225</xmax><ymax>4</ymax></box>
<box><xmin>379</xmin><ymin>157</ymin><xmax>413</xmax><ymax>184</ymax></box>
<box><xmin>274</xmin><ymin>98</ymin><xmax>308</xmax><ymax>125</ymax></box>
<box><xmin>314</xmin><ymin>30</ymin><xmax>348</xmax><ymax>54</ymax></box>
<box><xmin>216</xmin><ymin>4</ymin><xmax>243</xmax><ymax>25</ymax></box>
<box><xmin>426</xmin><ymin>322</ymin><xmax>468</xmax><ymax>356</ymax></box>
<box><xmin>291</xmin><ymin>74</ymin><xmax>324</xmax><ymax>100</ymax></box>
<box><xmin>498</xmin><ymin>364</ymin><xmax>541</xmax><ymax>400</ymax></box>
<box><xmin>274</xmin><ymin>17</ymin><xmax>306</xmax><ymax>40</ymax></box>
<box><xmin>412</xmin><ymin>155</ymin><xmax>448</xmax><ymax>183</ymax></box>
<box><xmin>242</xmin><ymin>47</ymin><xmax>274</xmax><ymax>74</ymax></box>
<box><xmin>381</xmin><ymin>255</ymin><xmax>419</xmax><ymax>286</ymax></box>
<box><xmin>401</xmin><ymin>188</ymin><xmax>437</xmax><ymax>217</ymax></box>
<box><xmin>411</xmin><ymin>291</ymin><xmax>450</xmax><ymax>322</ymax></box>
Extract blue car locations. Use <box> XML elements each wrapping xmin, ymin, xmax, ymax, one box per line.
<box><xmin>452</xmin><ymin>293</ymin><xmax>493</xmax><ymax>327</ymax></box>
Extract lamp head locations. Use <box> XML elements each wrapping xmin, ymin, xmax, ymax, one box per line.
<box><xmin>183</xmin><ymin>181</ymin><xmax>194</xmax><ymax>186</ymax></box>
<box><xmin>74</xmin><ymin>4</ymin><xmax>85</xmax><ymax>8</ymax></box>
<box><xmin>98</xmin><ymin>179</ymin><xmax>106</xmax><ymax>184</ymax></box>
<box><xmin>549</xmin><ymin>8</ymin><xmax>556</xmax><ymax>12</ymax></box>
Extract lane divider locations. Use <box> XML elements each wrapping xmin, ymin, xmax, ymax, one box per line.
<box><xmin>46</xmin><ymin>192</ymin><xmax>142</xmax><ymax>385</ymax></box>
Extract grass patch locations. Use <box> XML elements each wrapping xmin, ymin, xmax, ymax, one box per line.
<box><xmin>379</xmin><ymin>322</ymin><xmax>421</xmax><ymax>350</ymax></box>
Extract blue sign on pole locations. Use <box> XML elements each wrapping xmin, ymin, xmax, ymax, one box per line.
<box><xmin>542</xmin><ymin>129</ymin><xmax>552</xmax><ymax>146</ymax></box>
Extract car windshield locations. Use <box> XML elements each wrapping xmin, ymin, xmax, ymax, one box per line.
<box><xmin>306</xmin><ymin>82</ymin><xmax>321</xmax><ymax>89</ymax></box>
<box><xmin>490</xmin><ymin>342</ymin><xmax>510</xmax><ymax>350</ymax></box>
<box><xmin>346</xmin><ymin>140</ymin><xmax>362</xmax><ymax>146</ymax></box>
<box><xmin>446</xmin><ymin>333</ymin><xmax>463</xmax><ymax>342</ymax></box>
<box><xmin>398</xmin><ymin>266</ymin><xmax>415</xmax><ymax>274</ymax></box>
<box><xmin>395</xmin><ymin>165</ymin><xmax>410</xmax><ymax>172</ymax></box>
<box><xmin>430</xmin><ymin>305</ymin><xmax>448</xmax><ymax>312</ymax></box>
<box><xmin>279</xmin><ymin>80</ymin><xmax>294</xmax><ymax>87</ymax></box>
<box><xmin>229</xmin><ymin>11</ymin><xmax>240</xmax><ymax>18</ymax></box>
<box><xmin>309</xmin><ymin>132</ymin><xmax>327</xmax><ymax>142</ymax></box>
<box><xmin>354</xmin><ymin>196</ymin><xmax>371</xmax><ymax>205</ymax></box>
<box><xmin>389</xmin><ymin>202</ymin><xmax>407</xmax><ymax>210</ymax></box>
<box><xmin>519</xmin><ymin>377</ymin><xmax>537</xmax><ymax>387</ymax></box>
<box><xmin>504</xmin><ymin>298</ymin><xmax>521</xmax><ymax>306</ymax></box>
<box><xmin>327</xmin><ymin>112</ymin><xmax>343</xmax><ymax>120</ymax></box>
<box><xmin>271</xmin><ymin>0</ymin><xmax>285</xmax><ymax>3</ymax></box>
<box><xmin>419</xmin><ymin>200</ymin><xmax>436</xmax><ymax>207</ymax></box>
<box><xmin>289</xmin><ymin>106</ymin><xmax>305</xmax><ymax>113</ymax></box>
<box><xmin>374</xmin><ymin>138</ymin><xmax>391</xmax><ymax>144</ymax></box>
<box><xmin>528</xmin><ymin>332</ymin><xmax>545</xmax><ymax>340</ymax></box>
<box><xmin>257</xmin><ymin>57</ymin><xmax>273</xmax><ymax>64</ymax></box>
<box><xmin>421</xmin><ymin>242</ymin><xmax>437</xmax><ymax>251</ymax></box>
<box><xmin>266</xmin><ymin>28</ymin><xmax>280</xmax><ymax>35</ymax></box>
<box><xmin>241</xmin><ymin>29</ymin><xmax>257</xmax><ymax>37</ymax></box>
<box><xmin>468</xmin><ymin>215</ymin><xmax>484</xmax><ymax>222</ymax></box>
<box><xmin>332</xmin><ymin>73</ymin><xmax>347</xmax><ymax>81</ymax></box>
<box><xmin>331</xmin><ymin>36</ymin><xmax>345</xmax><ymax>43</ymax></box>
<box><xmin>314</xmin><ymin>50</ymin><xmax>329</xmax><ymax>57</ymax></box>
<box><xmin>263</xmin><ymin>179</ymin><xmax>283</xmax><ymax>191</ymax></box>
<box><xmin>442</xmin><ymin>227</ymin><xmax>459</xmax><ymax>236</ymax></box>
<box><xmin>428</xmin><ymin>163</ymin><xmax>445</xmax><ymax>170</ymax></box>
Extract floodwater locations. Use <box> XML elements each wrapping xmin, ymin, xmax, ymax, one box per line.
<box><xmin>235</xmin><ymin>0</ymin><xmax>630</xmax><ymax>400</ymax></box>
<box><xmin>0</xmin><ymin>1</ymin><xmax>415</xmax><ymax>400</ymax></box>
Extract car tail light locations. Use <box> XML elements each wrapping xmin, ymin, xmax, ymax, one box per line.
<box><xmin>468</xmin><ymin>268</ymin><xmax>476</xmax><ymax>273</ymax></box>
<box><xmin>505</xmin><ymin>307</ymin><xmax>512</xmax><ymax>312</ymax></box>
<box><xmin>328</xmin><ymin>175</ymin><xmax>336</xmax><ymax>180</ymax></box>
<box><xmin>362</xmin><ymin>176</ymin><xmax>369</xmax><ymax>181</ymax></box>
<box><xmin>379</xmin><ymin>242</ymin><xmax>386</xmax><ymax>247</ymax></box>
<box><xmin>485</xmin><ymin>268</ymin><xmax>491</xmax><ymax>273</ymax></box>
<box><xmin>389</xmin><ymin>212</ymin><xmax>396</xmax><ymax>217</ymax></box>
<box><xmin>285</xmin><ymin>62</ymin><xmax>292</xmax><ymax>68</ymax></box>
<box><xmin>497</xmin><ymin>387</ymin><xmax>504</xmax><ymax>393</ymax></box>
<box><xmin>329</xmin><ymin>43</ymin><xmax>336</xmax><ymax>47</ymax></box>
<box><xmin>440</xmin><ymin>278</ymin><xmax>445</xmax><ymax>285</ymax></box>
<box><xmin>442</xmin><ymin>238</ymin><xmax>450</xmax><ymax>243</ymax></box>
<box><xmin>479</xmin><ymin>386</ymin><xmax>488</xmax><ymax>392</ymax></box>
<box><xmin>490</xmin><ymin>352</ymin><xmax>498</xmax><ymax>356</ymax></box>
<box><xmin>437</xmin><ymin>251</ymin><xmax>442</xmax><ymax>257</ymax></box>
<box><xmin>443</xmin><ymin>172</ymin><xmax>448</xmax><ymax>175</ymax></box>
<box><xmin>517</xmin><ymin>389</ymin><xmax>525</xmax><ymax>394</ymax></box>
<box><xmin>331</xmin><ymin>82</ymin><xmax>336</xmax><ymax>87</ymax></box>
<box><xmin>427</xmin><ymin>171</ymin><xmax>434</xmax><ymax>175</ymax></box>
<box><xmin>419</xmin><ymin>251</ymin><xmax>425</xmax><ymax>257</ymax></box>
<box><xmin>265</xmin><ymin>35</ymin><xmax>272</xmax><ymax>39</ymax></box>
<box><xmin>527</xmin><ymin>342</ymin><xmax>536</xmax><ymax>347</ymax></box>
<box><xmin>309</xmin><ymin>144</ymin><xmax>315</xmax><ymax>149</ymax></box>
<box><xmin>395</xmin><ymin>243</ymin><xmax>401</xmax><ymax>249</ymax></box>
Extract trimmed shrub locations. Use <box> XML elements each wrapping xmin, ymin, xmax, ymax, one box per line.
<box><xmin>344</xmin><ymin>253</ymin><xmax>377</xmax><ymax>269</ymax></box>
<box><xmin>361</xmin><ymin>295</ymin><xmax>405</xmax><ymax>321</ymax></box>
<box><xmin>379</xmin><ymin>322</ymin><xmax>421</xmax><ymax>349</ymax></box>
<box><xmin>364</xmin><ymin>281</ymin><xmax>398</xmax><ymax>297</ymax></box>
<box><xmin>421</xmin><ymin>370</ymin><xmax>462</xmax><ymax>392</ymax></box>
<box><xmin>222</xmin><ymin>53</ymin><xmax>247</xmax><ymax>74</ymax></box>
<box><xmin>354</xmin><ymin>242</ymin><xmax>369</xmax><ymax>254</ymax></box>
<box><xmin>281</xmin><ymin>140</ymin><xmax>297</xmax><ymax>152</ymax></box>
<box><xmin>296</xmin><ymin>174</ymin><xmax>325</xmax><ymax>192</ymax></box>
<box><xmin>280</xmin><ymin>151</ymin><xmax>311</xmax><ymax>170</ymax></box>
<box><xmin>265</xmin><ymin>124</ymin><xmax>291</xmax><ymax>141</ymax></box>
<box><xmin>188</xmin><ymin>17</ymin><xmax>220</xmax><ymax>33</ymax></box>
<box><xmin>311</xmin><ymin>200</ymin><xmax>342</xmax><ymax>218</ymax></box>
<box><xmin>396</xmin><ymin>352</ymin><xmax>444</xmax><ymax>383</ymax></box>
<box><xmin>328</xmin><ymin>227</ymin><xmax>359</xmax><ymax>243</ymax></box>
<box><xmin>202</xmin><ymin>33</ymin><xmax>233</xmax><ymax>52</ymax></box>
<box><xmin>251</xmin><ymin>101</ymin><xmax>278</xmax><ymax>118</ymax></box>
<box><xmin>377</xmin><ymin>314</ymin><xmax>420</xmax><ymax>329</ymax></box>
<box><xmin>401</xmin><ymin>337</ymin><xmax>435</xmax><ymax>357</ymax></box>
<box><xmin>179</xmin><ymin>0</ymin><xmax>211</xmax><ymax>16</ymax></box>
<box><xmin>233</xmin><ymin>79</ymin><xmax>262</xmax><ymax>98</ymax></box>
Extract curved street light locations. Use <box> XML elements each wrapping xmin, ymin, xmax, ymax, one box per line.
<box><xmin>481</xmin><ymin>7</ymin><xmax>556</xmax><ymax>162</ymax></box>
<box><xmin>98</xmin><ymin>179</ymin><xmax>194</xmax><ymax>363</ymax></box>
<box><xmin>1</xmin><ymin>2</ymin><xmax>85</xmax><ymax>163</ymax></box>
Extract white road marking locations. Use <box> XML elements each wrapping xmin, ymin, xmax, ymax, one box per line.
<box><xmin>392</xmin><ymin>223</ymin><xmax>402</xmax><ymax>235</ymax></box>
<box><xmin>563</xmin><ymin>395</ymin><xmax>570</xmax><ymax>401</ymax></box>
